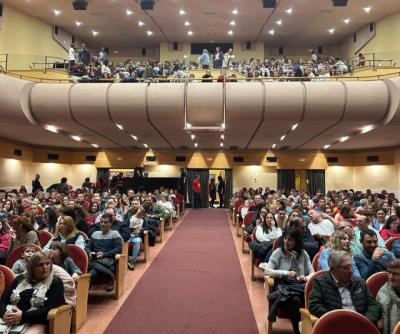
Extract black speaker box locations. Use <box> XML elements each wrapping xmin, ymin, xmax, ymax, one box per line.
<box><xmin>72</xmin><ymin>1</ymin><xmax>88</xmax><ymax>10</ymax></box>
<box><xmin>140</xmin><ymin>0</ymin><xmax>155</xmax><ymax>10</ymax></box>
<box><xmin>263</xmin><ymin>0</ymin><xmax>277</xmax><ymax>8</ymax></box>
<box><xmin>332</xmin><ymin>0</ymin><xmax>348</xmax><ymax>6</ymax></box>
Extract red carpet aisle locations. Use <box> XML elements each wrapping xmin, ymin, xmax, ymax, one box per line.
<box><xmin>104</xmin><ymin>209</ymin><xmax>259</xmax><ymax>334</ymax></box>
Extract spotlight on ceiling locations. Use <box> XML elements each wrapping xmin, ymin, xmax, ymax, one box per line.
<box><xmin>332</xmin><ymin>0</ymin><xmax>348</xmax><ymax>6</ymax></box>
<box><xmin>140</xmin><ymin>0</ymin><xmax>155</xmax><ymax>11</ymax></box>
<box><xmin>72</xmin><ymin>0</ymin><xmax>88</xmax><ymax>10</ymax></box>
<box><xmin>262</xmin><ymin>0</ymin><xmax>276</xmax><ymax>8</ymax></box>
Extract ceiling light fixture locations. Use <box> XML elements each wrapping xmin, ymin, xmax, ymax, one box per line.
<box><xmin>184</xmin><ymin>21</ymin><xmax>190</xmax><ymax>26</ymax></box>
<box><xmin>363</xmin><ymin>6</ymin><xmax>371</xmax><ymax>13</ymax></box>
<box><xmin>126</xmin><ymin>9</ymin><xmax>133</xmax><ymax>15</ymax></box>
<box><xmin>187</xmin><ymin>30</ymin><xmax>193</xmax><ymax>36</ymax></box>
<box><xmin>269</xmin><ymin>29</ymin><xmax>275</xmax><ymax>35</ymax></box>
<box><xmin>131</xmin><ymin>135</ymin><xmax>138</xmax><ymax>140</ymax></box>
<box><xmin>147</xmin><ymin>30</ymin><xmax>153</xmax><ymax>36</ymax></box>
<box><xmin>323</xmin><ymin>144</ymin><xmax>330</xmax><ymax>149</ymax></box>
<box><xmin>71</xmin><ymin>135</ymin><xmax>81</xmax><ymax>142</ymax></box>
<box><xmin>285</xmin><ymin>8</ymin><xmax>292</xmax><ymax>14</ymax></box>
<box><xmin>340</xmin><ymin>136</ymin><xmax>349</xmax><ymax>142</ymax></box>
<box><xmin>75</xmin><ymin>21</ymin><xmax>82</xmax><ymax>26</ymax></box>
<box><xmin>116</xmin><ymin>124</ymin><xmax>124</xmax><ymax>130</ymax></box>
<box><xmin>280</xmin><ymin>135</ymin><xmax>286</xmax><ymax>141</ymax></box>
<box><xmin>221</xmin><ymin>123</ymin><xmax>226</xmax><ymax>129</ymax></box>
<box><xmin>143</xmin><ymin>143</ymin><xmax>148</xmax><ymax>148</ymax></box>
<box><xmin>92</xmin><ymin>30</ymin><xmax>98</xmax><ymax>36</ymax></box>
<box><xmin>91</xmin><ymin>144</ymin><xmax>99</xmax><ymax>148</ymax></box>
<box><xmin>272</xmin><ymin>144</ymin><xmax>277</xmax><ymax>149</ymax></box>
<box><xmin>194</xmin><ymin>143</ymin><xmax>198</xmax><ymax>148</ymax></box>
<box><xmin>179</xmin><ymin>9</ymin><xmax>186</xmax><ymax>15</ymax></box>
<box><xmin>221</xmin><ymin>134</ymin><xmax>224</xmax><ymax>139</ymax></box>
<box><xmin>191</xmin><ymin>134</ymin><xmax>195</xmax><ymax>140</ymax></box>
<box><xmin>53</xmin><ymin>9</ymin><xmax>61</xmax><ymax>16</ymax></box>
<box><xmin>276</xmin><ymin>19</ymin><xmax>283</xmax><ymax>25</ymax></box>
<box><xmin>138</xmin><ymin>20</ymin><xmax>145</xmax><ymax>26</ymax></box>
<box><xmin>291</xmin><ymin>123</ymin><xmax>298</xmax><ymax>131</ymax></box>
<box><xmin>230</xmin><ymin>20</ymin><xmax>236</xmax><ymax>26</ymax></box>
<box><xmin>232</xmin><ymin>9</ymin><xmax>238</xmax><ymax>15</ymax></box>
<box><xmin>228</xmin><ymin>30</ymin><xmax>233</xmax><ymax>35</ymax></box>
<box><xmin>328</xmin><ymin>28</ymin><xmax>335</xmax><ymax>34</ymax></box>
<box><xmin>343</xmin><ymin>18</ymin><xmax>350</xmax><ymax>24</ymax></box>
<box><xmin>361</xmin><ymin>124</ymin><xmax>374</xmax><ymax>134</ymax></box>
<box><xmin>45</xmin><ymin>125</ymin><xmax>58</xmax><ymax>133</ymax></box>
<box><xmin>186</xmin><ymin>123</ymin><xmax>192</xmax><ymax>129</ymax></box>
<box><xmin>220</xmin><ymin>143</ymin><xmax>224</xmax><ymax>147</ymax></box>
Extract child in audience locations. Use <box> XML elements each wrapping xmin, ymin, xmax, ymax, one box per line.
<box><xmin>11</xmin><ymin>244</ymin><xmax>36</xmax><ymax>275</ymax></box>
<box><xmin>49</xmin><ymin>241</ymin><xmax>82</xmax><ymax>280</ymax></box>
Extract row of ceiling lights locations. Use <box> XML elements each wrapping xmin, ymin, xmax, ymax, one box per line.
<box><xmin>115</xmin><ymin>123</ymin><xmax>148</xmax><ymax>148</ymax></box>
<box><xmin>178</xmin><ymin>9</ymin><xmax>193</xmax><ymax>36</ymax></box>
<box><xmin>328</xmin><ymin>6</ymin><xmax>371</xmax><ymax>34</ymax></box>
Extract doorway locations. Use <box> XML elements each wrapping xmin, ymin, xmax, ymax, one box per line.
<box><xmin>209</xmin><ymin>169</ymin><xmax>225</xmax><ymax>208</ymax></box>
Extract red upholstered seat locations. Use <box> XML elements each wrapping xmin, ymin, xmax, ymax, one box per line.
<box><xmin>312</xmin><ymin>251</ymin><xmax>321</xmax><ymax>272</ymax></box>
<box><xmin>304</xmin><ymin>270</ymin><xmax>328</xmax><ymax>309</ymax></box>
<box><xmin>312</xmin><ymin>309</ymin><xmax>380</xmax><ymax>334</ymax></box>
<box><xmin>366</xmin><ymin>271</ymin><xmax>388</xmax><ymax>298</ymax></box>
<box><xmin>272</xmin><ymin>238</ymin><xmax>280</xmax><ymax>251</ymax></box>
<box><xmin>0</xmin><ymin>265</ymin><xmax>15</xmax><ymax>294</ymax></box>
<box><xmin>6</xmin><ymin>244</ymin><xmax>42</xmax><ymax>269</ymax></box>
<box><xmin>67</xmin><ymin>244</ymin><xmax>88</xmax><ymax>274</ymax></box>
<box><xmin>393</xmin><ymin>321</ymin><xmax>400</xmax><ymax>334</ymax></box>
<box><xmin>385</xmin><ymin>237</ymin><xmax>400</xmax><ymax>251</ymax></box>
<box><xmin>38</xmin><ymin>230</ymin><xmax>53</xmax><ymax>248</ymax></box>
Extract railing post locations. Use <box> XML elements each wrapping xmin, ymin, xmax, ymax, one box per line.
<box><xmin>372</xmin><ymin>53</ymin><xmax>376</xmax><ymax>71</ymax></box>
<box><xmin>44</xmin><ymin>56</ymin><xmax>47</xmax><ymax>73</ymax></box>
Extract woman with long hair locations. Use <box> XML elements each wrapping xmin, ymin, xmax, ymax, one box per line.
<box><xmin>380</xmin><ymin>215</ymin><xmax>400</xmax><ymax>240</ymax></box>
<box><xmin>8</xmin><ymin>217</ymin><xmax>39</xmax><ymax>254</ymax></box>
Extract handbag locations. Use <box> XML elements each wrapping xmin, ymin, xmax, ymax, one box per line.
<box><xmin>0</xmin><ymin>318</ymin><xmax>29</xmax><ymax>334</ymax></box>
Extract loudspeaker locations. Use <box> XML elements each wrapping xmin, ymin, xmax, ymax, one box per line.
<box><xmin>332</xmin><ymin>0</ymin><xmax>348</xmax><ymax>6</ymax></box>
<box><xmin>146</xmin><ymin>156</ymin><xmax>156</xmax><ymax>162</ymax></box>
<box><xmin>278</xmin><ymin>46</ymin><xmax>284</xmax><ymax>55</ymax></box>
<box><xmin>175</xmin><ymin>156</ymin><xmax>186</xmax><ymax>162</ymax></box>
<box><xmin>0</xmin><ymin>4</ymin><xmax>3</xmax><ymax>17</ymax></box>
<box><xmin>54</xmin><ymin>26</ymin><xmax>59</xmax><ymax>35</ymax></box>
<box><xmin>233</xmin><ymin>156</ymin><xmax>244</xmax><ymax>163</ymax></box>
<box><xmin>318</xmin><ymin>46</ymin><xmax>322</xmax><ymax>54</ymax></box>
<box><xmin>140</xmin><ymin>0</ymin><xmax>155</xmax><ymax>10</ymax></box>
<box><xmin>173</xmin><ymin>42</ymin><xmax>178</xmax><ymax>50</ymax></box>
<box><xmin>14</xmin><ymin>149</ymin><xmax>22</xmax><ymax>157</ymax></box>
<box><xmin>246</xmin><ymin>41</ymin><xmax>252</xmax><ymax>50</ymax></box>
<box><xmin>266</xmin><ymin>157</ymin><xmax>277</xmax><ymax>163</ymax></box>
<box><xmin>262</xmin><ymin>0</ymin><xmax>277</xmax><ymax>8</ymax></box>
<box><xmin>327</xmin><ymin>157</ymin><xmax>338</xmax><ymax>163</ymax></box>
<box><xmin>142</xmin><ymin>48</ymin><xmax>146</xmax><ymax>56</ymax></box>
<box><xmin>353</xmin><ymin>33</ymin><xmax>357</xmax><ymax>42</ymax></box>
<box><xmin>48</xmin><ymin>154</ymin><xmax>59</xmax><ymax>160</ymax></box>
<box><xmin>369</xmin><ymin>22</ymin><xmax>374</xmax><ymax>32</ymax></box>
<box><xmin>72</xmin><ymin>35</ymin><xmax>75</xmax><ymax>43</ymax></box>
<box><xmin>367</xmin><ymin>155</ymin><xmax>379</xmax><ymax>162</ymax></box>
<box><xmin>86</xmin><ymin>155</ymin><xmax>96</xmax><ymax>162</ymax></box>
<box><xmin>72</xmin><ymin>1</ymin><xmax>88</xmax><ymax>10</ymax></box>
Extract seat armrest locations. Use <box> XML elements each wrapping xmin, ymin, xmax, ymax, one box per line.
<box><xmin>48</xmin><ymin>304</ymin><xmax>73</xmax><ymax>334</ymax></box>
<box><xmin>264</xmin><ymin>275</ymin><xmax>274</xmax><ymax>294</ymax></box>
<box><xmin>300</xmin><ymin>308</ymin><xmax>318</xmax><ymax>334</ymax></box>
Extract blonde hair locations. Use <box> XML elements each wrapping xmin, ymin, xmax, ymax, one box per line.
<box><xmin>55</xmin><ymin>215</ymin><xmax>78</xmax><ymax>240</ymax></box>
<box><xmin>327</xmin><ymin>230</ymin><xmax>351</xmax><ymax>255</ymax></box>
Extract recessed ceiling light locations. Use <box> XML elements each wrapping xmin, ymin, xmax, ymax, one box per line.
<box><xmin>194</xmin><ymin>143</ymin><xmax>198</xmax><ymax>148</ymax></box>
<box><xmin>71</xmin><ymin>135</ymin><xmax>81</xmax><ymax>142</ymax></box>
<box><xmin>363</xmin><ymin>6</ymin><xmax>371</xmax><ymax>13</ymax></box>
<box><xmin>328</xmin><ymin>28</ymin><xmax>335</xmax><ymax>34</ymax></box>
<box><xmin>187</xmin><ymin>30</ymin><xmax>193</xmax><ymax>36</ymax></box>
<box><xmin>126</xmin><ymin>9</ymin><xmax>133</xmax><ymax>15</ymax></box>
<box><xmin>116</xmin><ymin>124</ymin><xmax>124</xmax><ymax>130</ymax></box>
<box><xmin>230</xmin><ymin>20</ymin><xmax>236</xmax><ymax>26</ymax></box>
<box><xmin>323</xmin><ymin>144</ymin><xmax>330</xmax><ymax>149</ymax></box>
<box><xmin>183</xmin><ymin>54</ymin><xmax>188</xmax><ymax>58</ymax></box>
<box><xmin>131</xmin><ymin>135</ymin><xmax>138</xmax><ymax>140</ymax></box>
<box><xmin>276</xmin><ymin>19</ymin><xmax>283</xmax><ymax>25</ymax></box>
<box><xmin>291</xmin><ymin>123</ymin><xmax>298</xmax><ymax>131</ymax></box>
<box><xmin>221</xmin><ymin>134</ymin><xmax>224</xmax><ymax>139</ymax></box>
<box><xmin>147</xmin><ymin>30</ymin><xmax>153</xmax><ymax>36</ymax></box>
<box><xmin>191</xmin><ymin>134</ymin><xmax>195</xmax><ymax>140</ymax></box>
<box><xmin>285</xmin><ymin>8</ymin><xmax>292</xmax><ymax>14</ymax></box>
<box><xmin>228</xmin><ymin>30</ymin><xmax>233</xmax><ymax>35</ymax></box>
<box><xmin>184</xmin><ymin>21</ymin><xmax>190</xmax><ymax>26</ymax></box>
<box><xmin>75</xmin><ymin>21</ymin><xmax>82</xmax><ymax>27</ymax></box>
<box><xmin>45</xmin><ymin>125</ymin><xmax>58</xmax><ymax>133</ymax></box>
<box><xmin>280</xmin><ymin>135</ymin><xmax>286</xmax><ymax>141</ymax></box>
<box><xmin>272</xmin><ymin>144</ymin><xmax>276</xmax><ymax>149</ymax></box>
<box><xmin>220</xmin><ymin>143</ymin><xmax>224</xmax><ymax>147</ymax></box>
<box><xmin>179</xmin><ymin>9</ymin><xmax>186</xmax><ymax>15</ymax></box>
<box><xmin>114</xmin><ymin>50</ymin><xmax>119</xmax><ymax>54</ymax></box>
<box><xmin>138</xmin><ymin>20</ymin><xmax>145</xmax><ymax>26</ymax></box>
<box><xmin>340</xmin><ymin>136</ymin><xmax>349</xmax><ymax>142</ymax></box>
<box><xmin>186</xmin><ymin>123</ymin><xmax>192</xmax><ymax>129</ymax></box>
<box><xmin>361</xmin><ymin>125</ymin><xmax>374</xmax><ymax>134</ymax></box>
<box><xmin>92</xmin><ymin>30</ymin><xmax>98</xmax><ymax>36</ymax></box>
<box><xmin>269</xmin><ymin>29</ymin><xmax>275</xmax><ymax>35</ymax></box>
<box><xmin>221</xmin><ymin>123</ymin><xmax>226</xmax><ymax>129</ymax></box>
<box><xmin>53</xmin><ymin>9</ymin><xmax>61</xmax><ymax>16</ymax></box>
<box><xmin>143</xmin><ymin>143</ymin><xmax>148</xmax><ymax>148</ymax></box>
<box><xmin>91</xmin><ymin>144</ymin><xmax>99</xmax><ymax>148</ymax></box>
<box><xmin>343</xmin><ymin>18</ymin><xmax>350</xmax><ymax>24</ymax></box>
<box><xmin>232</xmin><ymin>9</ymin><xmax>238</xmax><ymax>15</ymax></box>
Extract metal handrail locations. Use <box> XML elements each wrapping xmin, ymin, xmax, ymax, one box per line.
<box><xmin>0</xmin><ymin>53</ymin><xmax>8</xmax><ymax>70</ymax></box>
<box><xmin>44</xmin><ymin>56</ymin><xmax>68</xmax><ymax>73</ymax></box>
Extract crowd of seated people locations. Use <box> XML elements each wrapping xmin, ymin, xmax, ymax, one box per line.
<box><xmin>0</xmin><ymin>173</ymin><xmax>182</xmax><ymax>332</ymax></box>
<box><xmin>231</xmin><ymin>187</ymin><xmax>400</xmax><ymax>334</ymax></box>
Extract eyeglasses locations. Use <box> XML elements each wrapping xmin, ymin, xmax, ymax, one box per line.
<box><xmin>338</xmin><ymin>264</ymin><xmax>352</xmax><ymax>270</ymax></box>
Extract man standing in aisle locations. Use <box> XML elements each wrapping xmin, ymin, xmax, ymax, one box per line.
<box><xmin>192</xmin><ymin>175</ymin><xmax>201</xmax><ymax>209</ymax></box>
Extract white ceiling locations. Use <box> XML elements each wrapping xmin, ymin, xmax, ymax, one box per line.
<box><xmin>4</xmin><ymin>0</ymin><xmax>400</xmax><ymax>48</ymax></box>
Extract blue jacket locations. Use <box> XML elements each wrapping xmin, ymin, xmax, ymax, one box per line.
<box><xmin>318</xmin><ymin>248</ymin><xmax>361</xmax><ymax>277</ymax></box>
<box><xmin>200</xmin><ymin>52</ymin><xmax>210</xmax><ymax>65</ymax></box>
<box><xmin>354</xmin><ymin>249</ymin><xmax>396</xmax><ymax>280</ymax></box>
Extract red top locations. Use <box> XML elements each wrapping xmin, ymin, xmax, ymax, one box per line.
<box><xmin>380</xmin><ymin>228</ymin><xmax>400</xmax><ymax>240</ymax></box>
<box><xmin>192</xmin><ymin>179</ymin><xmax>201</xmax><ymax>193</ymax></box>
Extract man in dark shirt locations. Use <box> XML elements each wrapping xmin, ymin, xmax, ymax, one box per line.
<box><xmin>32</xmin><ymin>174</ymin><xmax>43</xmax><ymax>193</ymax></box>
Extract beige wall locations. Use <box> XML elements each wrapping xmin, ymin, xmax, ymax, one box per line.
<box><xmin>233</xmin><ymin>166</ymin><xmax>277</xmax><ymax>190</ymax></box>
<box><xmin>265</xmin><ymin>45</ymin><xmax>342</xmax><ymax>59</ymax></box>
<box><xmin>0</xmin><ymin>5</ymin><xmax>68</xmax><ymax>69</ymax></box>
<box><xmin>341</xmin><ymin>10</ymin><xmax>400</xmax><ymax>65</ymax></box>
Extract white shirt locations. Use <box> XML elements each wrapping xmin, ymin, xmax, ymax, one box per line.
<box><xmin>68</xmin><ymin>48</ymin><xmax>76</xmax><ymax>61</ymax></box>
<box><xmin>255</xmin><ymin>225</ymin><xmax>282</xmax><ymax>243</ymax></box>
<box><xmin>308</xmin><ymin>218</ymin><xmax>335</xmax><ymax>237</ymax></box>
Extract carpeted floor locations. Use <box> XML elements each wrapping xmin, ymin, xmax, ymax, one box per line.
<box><xmin>103</xmin><ymin>209</ymin><xmax>259</xmax><ymax>334</ymax></box>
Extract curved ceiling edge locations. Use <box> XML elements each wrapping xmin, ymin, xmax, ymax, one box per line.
<box><xmin>383</xmin><ymin>77</ymin><xmax>400</xmax><ymax>125</ymax></box>
<box><xmin>245</xmin><ymin>81</ymin><xmax>266</xmax><ymax>149</ymax></box>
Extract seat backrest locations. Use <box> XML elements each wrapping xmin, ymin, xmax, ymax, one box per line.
<box><xmin>234</xmin><ymin>199</ymin><xmax>244</xmax><ymax>212</ymax></box>
<box><xmin>176</xmin><ymin>193</ymin><xmax>184</xmax><ymax>204</ymax></box>
<box><xmin>6</xmin><ymin>244</ymin><xmax>42</xmax><ymax>269</ymax></box>
<box><xmin>312</xmin><ymin>251</ymin><xmax>321</xmax><ymax>272</ymax></box>
<box><xmin>0</xmin><ymin>265</ymin><xmax>15</xmax><ymax>296</ymax></box>
<box><xmin>366</xmin><ymin>271</ymin><xmax>389</xmax><ymax>298</ymax></box>
<box><xmin>304</xmin><ymin>270</ymin><xmax>328</xmax><ymax>309</ymax></box>
<box><xmin>312</xmin><ymin>309</ymin><xmax>380</xmax><ymax>334</ymax></box>
<box><xmin>67</xmin><ymin>244</ymin><xmax>88</xmax><ymax>273</ymax></box>
<box><xmin>385</xmin><ymin>237</ymin><xmax>400</xmax><ymax>251</ymax></box>
<box><xmin>38</xmin><ymin>230</ymin><xmax>53</xmax><ymax>248</ymax></box>
<box><xmin>272</xmin><ymin>238</ymin><xmax>280</xmax><ymax>251</ymax></box>
<box><xmin>393</xmin><ymin>321</ymin><xmax>400</xmax><ymax>334</ymax></box>
<box><xmin>243</xmin><ymin>211</ymin><xmax>255</xmax><ymax>227</ymax></box>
